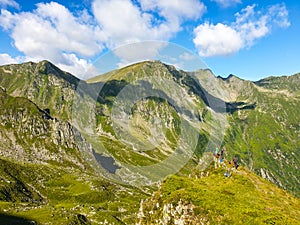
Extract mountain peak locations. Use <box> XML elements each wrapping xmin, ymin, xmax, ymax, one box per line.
<box><xmin>86</xmin><ymin>60</ymin><xmax>173</xmax><ymax>83</ymax></box>
<box><xmin>35</xmin><ymin>60</ymin><xmax>80</xmax><ymax>85</ymax></box>
<box><xmin>36</xmin><ymin>60</ymin><xmax>64</xmax><ymax>75</ymax></box>
<box><xmin>39</xmin><ymin>59</ymin><xmax>54</xmax><ymax>65</ymax></box>
<box><xmin>217</xmin><ymin>74</ymin><xmax>243</xmax><ymax>82</ymax></box>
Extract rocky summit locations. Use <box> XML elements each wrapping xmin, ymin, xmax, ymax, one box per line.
<box><xmin>0</xmin><ymin>60</ymin><xmax>299</xmax><ymax>224</ymax></box>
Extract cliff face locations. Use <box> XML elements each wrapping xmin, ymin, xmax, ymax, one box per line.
<box><xmin>0</xmin><ymin>87</ymin><xmax>89</xmax><ymax>168</ymax></box>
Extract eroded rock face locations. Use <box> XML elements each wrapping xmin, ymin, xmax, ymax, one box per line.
<box><xmin>137</xmin><ymin>198</ymin><xmax>202</xmax><ymax>225</ymax></box>
<box><xmin>0</xmin><ymin>89</ymin><xmax>91</xmax><ymax>169</ymax></box>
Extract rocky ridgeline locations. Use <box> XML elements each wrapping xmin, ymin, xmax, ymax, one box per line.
<box><xmin>0</xmin><ymin>60</ymin><xmax>79</xmax><ymax>121</ymax></box>
<box><xmin>255</xmin><ymin>73</ymin><xmax>300</xmax><ymax>94</ymax></box>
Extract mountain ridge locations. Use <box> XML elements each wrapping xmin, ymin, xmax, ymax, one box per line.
<box><xmin>0</xmin><ymin>60</ymin><xmax>299</xmax><ymax>224</ymax></box>
<box><xmin>138</xmin><ymin>165</ymin><xmax>300</xmax><ymax>225</ymax></box>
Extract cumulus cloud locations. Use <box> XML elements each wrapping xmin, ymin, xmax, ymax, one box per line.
<box><xmin>56</xmin><ymin>54</ymin><xmax>96</xmax><ymax>78</ymax></box>
<box><xmin>139</xmin><ymin>0</ymin><xmax>206</xmax><ymax>21</ymax></box>
<box><xmin>211</xmin><ymin>0</ymin><xmax>241</xmax><ymax>8</ymax></box>
<box><xmin>92</xmin><ymin>0</ymin><xmax>206</xmax><ymax>47</ymax></box>
<box><xmin>193</xmin><ymin>3</ymin><xmax>290</xmax><ymax>57</ymax></box>
<box><xmin>92</xmin><ymin>0</ymin><xmax>159</xmax><ymax>46</ymax></box>
<box><xmin>194</xmin><ymin>23</ymin><xmax>243</xmax><ymax>56</ymax></box>
<box><xmin>0</xmin><ymin>2</ymin><xmax>105</xmax><ymax>77</ymax></box>
<box><xmin>0</xmin><ymin>53</ymin><xmax>22</xmax><ymax>65</ymax></box>
<box><xmin>0</xmin><ymin>0</ymin><xmax>19</xmax><ymax>9</ymax></box>
<box><xmin>1</xmin><ymin>2</ymin><xmax>104</xmax><ymax>57</ymax></box>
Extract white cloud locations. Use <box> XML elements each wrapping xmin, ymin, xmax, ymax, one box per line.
<box><xmin>268</xmin><ymin>3</ymin><xmax>290</xmax><ymax>28</ymax></box>
<box><xmin>211</xmin><ymin>0</ymin><xmax>241</xmax><ymax>8</ymax></box>
<box><xmin>139</xmin><ymin>0</ymin><xmax>206</xmax><ymax>21</ymax></box>
<box><xmin>92</xmin><ymin>0</ymin><xmax>206</xmax><ymax>68</ymax></box>
<box><xmin>0</xmin><ymin>2</ymin><xmax>104</xmax><ymax>77</ymax></box>
<box><xmin>92</xmin><ymin>0</ymin><xmax>206</xmax><ymax>47</ymax></box>
<box><xmin>193</xmin><ymin>3</ymin><xmax>290</xmax><ymax>57</ymax></box>
<box><xmin>0</xmin><ymin>0</ymin><xmax>19</xmax><ymax>9</ymax></box>
<box><xmin>234</xmin><ymin>5</ymin><xmax>269</xmax><ymax>46</ymax></box>
<box><xmin>92</xmin><ymin>0</ymin><xmax>158</xmax><ymax>46</ymax></box>
<box><xmin>56</xmin><ymin>53</ymin><xmax>95</xmax><ymax>78</ymax></box>
<box><xmin>23</xmin><ymin>53</ymin><xmax>98</xmax><ymax>80</ymax></box>
<box><xmin>0</xmin><ymin>9</ymin><xmax>16</xmax><ymax>30</ymax></box>
<box><xmin>0</xmin><ymin>1</ymin><xmax>291</xmax><ymax>76</ymax></box>
<box><xmin>194</xmin><ymin>23</ymin><xmax>243</xmax><ymax>56</ymax></box>
<box><xmin>0</xmin><ymin>53</ymin><xmax>22</xmax><ymax>65</ymax></box>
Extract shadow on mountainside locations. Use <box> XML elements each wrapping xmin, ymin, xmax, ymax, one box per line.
<box><xmin>0</xmin><ymin>214</ymin><xmax>37</xmax><ymax>225</ymax></box>
<box><xmin>83</xmin><ymin>78</ymin><xmax>256</xmax><ymax>115</ymax></box>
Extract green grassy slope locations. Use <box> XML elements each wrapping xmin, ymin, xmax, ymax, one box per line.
<box><xmin>0</xmin><ymin>158</ymin><xmax>147</xmax><ymax>224</ymax></box>
<box><xmin>139</xmin><ymin>164</ymin><xmax>300</xmax><ymax>225</ymax></box>
<box><xmin>221</xmin><ymin>74</ymin><xmax>300</xmax><ymax>197</ymax></box>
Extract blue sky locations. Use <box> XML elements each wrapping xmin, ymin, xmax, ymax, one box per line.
<box><xmin>0</xmin><ymin>0</ymin><xmax>299</xmax><ymax>81</ymax></box>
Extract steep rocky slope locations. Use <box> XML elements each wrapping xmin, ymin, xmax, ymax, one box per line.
<box><xmin>0</xmin><ymin>87</ymin><xmax>88</xmax><ymax>167</ymax></box>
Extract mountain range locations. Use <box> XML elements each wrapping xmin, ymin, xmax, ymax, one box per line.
<box><xmin>0</xmin><ymin>60</ymin><xmax>299</xmax><ymax>224</ymax></box>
